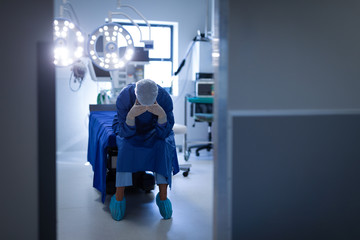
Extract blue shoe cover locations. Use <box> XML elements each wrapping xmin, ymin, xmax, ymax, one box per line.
<box><xmin>109</xmin><ymin>195</ymin><xmax>126</xmax><ymax>221</ymax></box>
<box><xmin>156</xmin><ymin>193</ymin><xmax>172</xmax><ymax>219</ymax></box>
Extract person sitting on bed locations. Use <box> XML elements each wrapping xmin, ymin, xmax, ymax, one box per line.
<box><xmin>110</xmin><ymin>79</ymin><xmax>179</xmax><ymax>221</ymax></box>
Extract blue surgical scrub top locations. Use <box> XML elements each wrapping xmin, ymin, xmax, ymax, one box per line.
<box><xmin>112</xmin><ymin>84</ymin><xmax>179</xmax><ymax>186</ymax></box>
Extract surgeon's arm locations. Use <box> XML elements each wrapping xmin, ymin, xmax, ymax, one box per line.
<box><xmin>112</xmin><ymin>114</ymin><xmax>120</xmax><ymax>135</ymax></box>
<box><xmin>116</xmin><ymin>93</ymin><xmax>138</xmax><ymax>138</ymax></box>
<box><xmin>148</xmin><ymin>97</ymin><xmax>174</xmax><ymax>139</ymax></box>
<box><xmin>154</xmin><ymin>109</ymin><xmax>174</xmax><ymax>139</ymax></box>
<box><xmin>117</xmin><ymin>112</ymin><xmax>137</xmax><ymax>138</ymax></box>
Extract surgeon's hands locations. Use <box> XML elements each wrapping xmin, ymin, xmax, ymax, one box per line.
<box><xmin>126</xmin><ymin>100</ymin><xmax>167</xmax><ymax>126</ymax></box>
<box><xmin>126</xmin><ymin>100</ymin><xmax>147</xmax><ymax>126</ymax></box>
<box><xmin>147</xmin><ymin>102</ymin><xmax>167</xmax><ymax>124</ymax></box>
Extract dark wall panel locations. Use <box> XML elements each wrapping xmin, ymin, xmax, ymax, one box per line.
<box><xmin>232</xmin><ymin>114</ymin><xmax>360</xmax><ymax>239</ymax></box>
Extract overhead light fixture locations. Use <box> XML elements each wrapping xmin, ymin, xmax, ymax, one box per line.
<box><xmin>53</xmin><ymin>18</ymin><xmax>85</xmax><ymax>67</ymax></box>
<box><xmin>87</xmin><ymin>1</ymin><xmax>153</xmax><ymax>72</ymax></box>
<box><xmin>87</xmin><ymin>22</ymin><xmax>134</xmax><ymax>71</ymax></box>
<box><xmin>53</xmin><ymin>0</ymin><xmax>84</xmax><ymax>68</ymax></box>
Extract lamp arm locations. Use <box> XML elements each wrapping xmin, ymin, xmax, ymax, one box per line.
<box><xmin>63</xmin><ymin>2</ymin><xmax>80</xmax><ymax>25</ymax></box>
<box><xmin>59</xmin><ymin>5</ymin><xmax>64</xmax><ymax>17</ymax></box>
<box><xmin>118</xmin><ymin>4</ymin><xmax>151</xmax><ymax>41</ymax></box>
<box><xmin>108</xmin><ymin>11</ymin><xmax>143</xmax><ymax>41</ymax></box>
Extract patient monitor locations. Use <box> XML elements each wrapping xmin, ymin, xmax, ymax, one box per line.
<box><xmin>195</xmin><ymin>73</ymin><xmax>214</xmax><ymax>97</ymax></box>
<box><xmin>196</xmin><ymin>81</ymin><xmax>214</xmax><ymax>97</ymax></box>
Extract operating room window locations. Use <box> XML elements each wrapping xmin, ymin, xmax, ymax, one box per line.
<box><xmin>115</xmin><ymin>21</ymin><xmax>175</xmax><ymax>90</ymax></box>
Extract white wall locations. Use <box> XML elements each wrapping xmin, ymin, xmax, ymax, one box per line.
<box><xmin>0</xmin><ymin>0</ymin><xmax>53</xmax><ymax>239</ymax></box>
<box><xmin>55</xmin><ymin>0</ymin><xmax>209</xmax><ymax>153</ymax></box>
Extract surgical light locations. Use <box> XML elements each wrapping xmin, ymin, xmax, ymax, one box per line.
<box><xmin>55</xmin><ymin>0</ymin><xmax>87</xmax><ymax>92</ymax></box>
<box><xmin>87</xmin><ymin>22</ymin><xmax>135</xmax><ymax>71</ymax></box>
<box><xmin>77</xmin><ymin>35</ymin><xmax>84</xmax><ymax>42</ymax></box>
<box><xmin>53</xmin><ymin>18</ymin><xmax>85</xmax><ymax>67</ymax></box>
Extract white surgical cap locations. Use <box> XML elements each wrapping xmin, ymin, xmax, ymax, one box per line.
<box><xmin>135</xmin><ymin>79</ymin><xmax>158</xmax><ymax>106</ymax></box>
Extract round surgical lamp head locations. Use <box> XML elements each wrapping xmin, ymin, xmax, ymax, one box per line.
<box><xmin>87</xmin><ymin>22</ymin><xmax>135</xmax><ymax>71</ymax></box>
<box><xmin>53</xmin><ymin>18</ymin><xmax>85</xmax><ymax>67</ymax></box>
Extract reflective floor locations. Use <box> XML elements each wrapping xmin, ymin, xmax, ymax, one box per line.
<box><xmin>57</xmin><ymin>150</ymin><xmax>213</xmax><ymax>240</ymax></box>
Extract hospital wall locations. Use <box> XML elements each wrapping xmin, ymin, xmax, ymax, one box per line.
<box><xmin>55</xmin><ymin>0</ymin><xmax>209</xmax><ymax>153</ymax></box>
<box><xmin>214</xmin><ymin>0</ymin><xmax>360</xmax><ymax>239</ymax></box>
<box><xmin>0</xmin><ymin>0</ymin><xmax>54</xmax><ymax>239</ymax></box>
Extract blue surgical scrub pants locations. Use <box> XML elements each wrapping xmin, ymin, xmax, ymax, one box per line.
<box><xmin>116</xmin><ymin>172</ymin><xmax>168</xmax><ymax>187</ymax></box>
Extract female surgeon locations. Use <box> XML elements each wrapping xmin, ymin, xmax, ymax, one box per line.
<box><xmin>110</xmin><ymin>79</ymin><xmax>179</xmax><ymax>221</ymax></box>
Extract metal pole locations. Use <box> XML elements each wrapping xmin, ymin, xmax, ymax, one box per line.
<box><xmin>184</xmin><ymin>95</ymin><xmax>188</xmax><ymax>160</ymax></box>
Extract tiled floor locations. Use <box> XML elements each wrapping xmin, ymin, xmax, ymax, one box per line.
<box><xmin>57</xmin><ymin>150</ymin><xmax>213</xmax><ymax>240</ymax></box>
